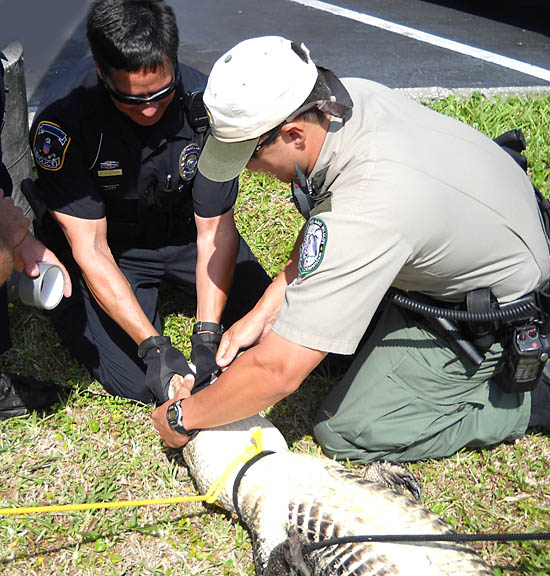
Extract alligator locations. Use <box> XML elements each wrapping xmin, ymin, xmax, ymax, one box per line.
<box><xmin>182</xmin><ymin>413</ymin><xmax>492</xmax><ymax>575</ymax></box>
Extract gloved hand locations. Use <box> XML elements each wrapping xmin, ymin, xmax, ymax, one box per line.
<box><xmin>190</xmin><ymin>322</ymin><xmax>223</xmax><ymax>391</ymax></box>
<box><xmin>138</xmin><ymin>335</ymin><xmax>192</xmax><ymax>402</ymax></box>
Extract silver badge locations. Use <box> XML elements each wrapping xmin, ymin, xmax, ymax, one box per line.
<box><xmin>179</xmin><ymin>143</ymin><xmax>200</xmax><ymax>181</ymax></box>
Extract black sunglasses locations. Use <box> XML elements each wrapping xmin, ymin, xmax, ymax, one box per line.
<box><xmin>252</xmin><ymin>121</ymin><xmax>286</xmax><ymax>157</ymax></box>
<box><xmin>103</xmin><ymin>67</ymin><xmax>180</xmax><ymax>106</ymax></box>
<box><xmin>252</xmin><ymin>96</ymin><xmax>353</xmax><ymax>158</ymax></box>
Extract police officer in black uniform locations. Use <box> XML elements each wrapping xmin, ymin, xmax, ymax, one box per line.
<box><xmin>0</xmin><ymin>52</ymin><xmax>70</xmax><ymax>418</ymax></box>
<box><xmin>29</xmin><ymin>0</ymin><xmax>271</xmax><ymax>403</ymax></box>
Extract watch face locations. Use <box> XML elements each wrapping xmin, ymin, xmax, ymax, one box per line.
<box><xmin>166</xmin><ymin>402</ymin><xmax>180</xmax><ymax>427</ymax></box>
<box><xmin>165</xmin><ymin>399</ymin><xmax>196</xmax><ymax>437</ymax></box>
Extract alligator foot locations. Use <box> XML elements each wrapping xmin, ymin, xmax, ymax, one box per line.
<box><xmin>265</xmin><ymin>527</ymin><xmax>311</xmax><ymax>576</ymax></box>
<box><xmin>359</xmin><ymin>460</ymin><xmax>422</xmax><ymax>501</ymax></box>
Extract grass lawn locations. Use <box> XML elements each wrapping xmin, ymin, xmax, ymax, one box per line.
<box><xmin>0</xmin><ymin>93</ymin><xmax>549</xmax><ymax>575</ymax></box>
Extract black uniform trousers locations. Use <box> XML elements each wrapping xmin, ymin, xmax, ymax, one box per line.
<box><xmin>48</xmin><ymin>236</ymin><xmax>271</xmax><ymax>402</ymax></box>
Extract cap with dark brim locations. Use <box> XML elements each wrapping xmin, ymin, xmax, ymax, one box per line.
<box><xmin>198</xmin><ymin>134</ymin><xmax>259</xmax><ymax>183</ymax></box>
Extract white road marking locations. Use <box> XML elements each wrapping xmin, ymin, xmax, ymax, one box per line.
<box><xmin>287</xmin><ymin>0</ymin><xmax>550</xmax><ymax>82</ymax></box>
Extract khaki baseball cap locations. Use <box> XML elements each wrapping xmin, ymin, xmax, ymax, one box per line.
<box><xmin>198</xmin><ymin>36</ymin><xmax>319</xmax><ymax>182</ymax></box>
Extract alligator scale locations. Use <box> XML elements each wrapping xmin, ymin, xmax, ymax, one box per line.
<box><xmin>182</xmin><ymin>414</ymin><xmax>492</xmax><ymax>575</ymax></box>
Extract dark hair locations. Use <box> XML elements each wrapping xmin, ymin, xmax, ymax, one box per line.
<box><xmin>257</xmin><ymin>67</ymin><xmax>332</xmax><ymax>150</ymax></box>
<box><xmin>290</xmin><ymin>41</ymin><xmax>331</xmax><ymax>124</ymax></box>
<box><xmin>86</xmin><ymin>0</ymin><xmax>179</xmax><ymax>78</ymax></box>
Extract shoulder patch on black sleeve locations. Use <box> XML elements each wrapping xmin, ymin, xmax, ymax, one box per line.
<box><xmin>32</xmin><ymin>121</ymin><xmax>71</xmax><ymax>171</ymax></box>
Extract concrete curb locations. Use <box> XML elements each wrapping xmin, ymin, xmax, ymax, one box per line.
<box><xmin>396</xmin><ymin>85</ymin><xmax>550</xmax><ymax>100</ymax></box>
<box><xmin>27</xmin><ymin>85</ymin><xmax>550</xmax><ymax>128</ymax></box>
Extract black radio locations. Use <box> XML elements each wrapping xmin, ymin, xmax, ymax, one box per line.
<box><xmin>184</xmin><ymin>89</ymin><xmax>209</xmax><ymax>133</ymax></box>
<box><xmin>497</xmin><ymin>324</ymin><xmax>550</xmax><ymax>393</ymax></box>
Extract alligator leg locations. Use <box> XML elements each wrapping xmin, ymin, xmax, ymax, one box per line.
<box><xmin>265</xmin><ymin>528</ymin><xmax>312</xmax><ymax>576</ymax></box>
<box><xmin>358</xmin><ymin>460</ymin><xmax>422</xmax><ymax>501</ymax></box>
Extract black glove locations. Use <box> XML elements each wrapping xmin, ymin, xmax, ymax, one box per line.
<box><xmin>138</xmin><ymin>335</ymin><xmax>192</xmax><ymax>402</ymax></box>
<box><xmin>190</xmin><ymin>322</ymin><xmax>222</xmax><ymax>391</ymax></box>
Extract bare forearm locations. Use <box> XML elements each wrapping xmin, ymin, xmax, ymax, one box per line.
<box><xmin>249</xmin><ymin>227</ymin><xmax>303</xmax><ymax>324</ymax></box>
<box><xmin>184</xmin><ymin>346</ymin><xmax>301</xmax><ymax>430</ymax></box>
<box><xmin>215</xmin><ymin>227</ymin><xmax>304</xmax><ymax>366</ymax></box>
<box><xmin>195</xmin><ymin>212</ymin><xmax>239</xmax><ymax>323</ymax></box>
<box><xmin>193</xmin><ymin>360</ymin><xmax>288</xmax><ymax>428</ymax></box>
<box><xmin>52</xmin><ymin>211</ymin><xmax>156</xmax><ymax>344</ymax></box>
<box><xmin>77</xmin><ymin>249</ymin><xmax>157</xmax><ymax>344</ymax></box>
<box><xmin>195</xmin><ymin>229</ymin><xmax>238</xmax><ymax>322</ymax></box>
<box><xmin>152</xmin><ymin>331</ymin><xmax>327</xmax><ymax>446</ymax></box>
<box><xmin>184</xmin><ymin>332</ymin><xmax>325</xmax><ymax>431</ymax></box>
<box><xmin>0</xmin><ymin>242</ymin><xmax>12</xmax><ymax>285</ymax></box>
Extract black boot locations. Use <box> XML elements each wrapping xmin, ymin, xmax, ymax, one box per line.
<box><xmin>0</xmin><ymin>372</ymin><xmax>68</xmax><ymax>419</ymax></box>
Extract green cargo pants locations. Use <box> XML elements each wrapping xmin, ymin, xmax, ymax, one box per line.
<box><xmin>313</xmin><ymin>302</ymin><xmax>531</xmax><ymax>463</ymax></box>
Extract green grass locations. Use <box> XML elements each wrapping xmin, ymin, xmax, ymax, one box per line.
<box><xmin>1</xmin><ymin>92</ymin><xmax>549</xmax><ymax>575</ymax></box>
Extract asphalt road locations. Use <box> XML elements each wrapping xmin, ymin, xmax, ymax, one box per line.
<box><xmin>0</xmin><ymin>0</ymin><xmax>549</xmax><ymax>108</ymax></box>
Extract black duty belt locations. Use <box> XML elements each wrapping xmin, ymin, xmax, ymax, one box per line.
<box><xmin>390</xmin><ymin>287</ymin><xmax>550</xmax><ymax>392</ymax></box>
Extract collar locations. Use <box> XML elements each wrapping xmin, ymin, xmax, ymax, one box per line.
<box><xmin>308</xmin><ymin>115</ymin><xmax>347</xmax><ymax>194</ymax></box>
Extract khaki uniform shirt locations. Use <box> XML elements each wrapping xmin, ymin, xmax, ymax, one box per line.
<box><xmin>274</xmin><ymin>78</ymin><xmax>550</xmax><ymax>354</ymax></box>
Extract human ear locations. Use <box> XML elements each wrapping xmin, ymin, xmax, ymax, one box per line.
<box><xmin>281</xmin><ymin>122</ymin><xmax>305</xmax><ymax>147</ymax></box>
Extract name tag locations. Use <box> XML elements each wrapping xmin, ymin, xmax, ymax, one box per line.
<box><xmin>97</xmin><ymin>169</ymin><xmax>123</xmax><ymax>177</ymax></box>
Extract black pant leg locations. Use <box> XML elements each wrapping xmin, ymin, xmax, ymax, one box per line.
<box><xmin>51</xmin><ymin>278</ymin><xmax>158</xmax><ymax>402</ymax></box>
<box><xmin>48</xmin><ymin>246</ymin><xmax>164</xmax><ymax>402</ymax></box>
<box><xmin>162</xmin><ymin>236</ymin><xmax>271</xmax><ymax>328</ymax></box>
<box><xmin>34</xmin><ymin>217</ymin><xmax>164</xmax><ymax>401</ymax></box>
<box><xmin>222</xmin><ymin>236</ymin><xmax>272</xmax><ymax>327</ymax></box>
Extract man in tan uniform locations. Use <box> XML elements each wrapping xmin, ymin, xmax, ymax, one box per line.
<box><xmin>152</xmin><ymin>36</ymin><xmax>550</xmax><ymax>461</ymax></box>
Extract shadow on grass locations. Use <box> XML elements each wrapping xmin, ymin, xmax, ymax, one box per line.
<box><xmin>0</xmin><ymin>511</ymin><xmax>206</xmax><ymax>567</ymax></box>
<box><xmin>157</xmin><ymin>281</ymin><xmax>197</xmax><ymax>322</ymax></box>
<box><xmin>268</xmin><ymin>353</ymin><xmax>352</xmax><ymax>448</ymax></box>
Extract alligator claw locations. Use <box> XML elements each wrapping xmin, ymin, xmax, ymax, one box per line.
<box><xmin>265</xmin><ymin>528</ymin><xmax>311</xmax><ymax>576</ymax></box>
<box><xmin>360</xmin><ymin>460</ymin><xmax>422</xmax><ymax>501</ymax></box>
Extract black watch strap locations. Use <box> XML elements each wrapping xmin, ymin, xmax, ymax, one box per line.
<box><xmin>138</xmin><ymin>335</ymin><xmax>171</xmax><ymax>358</ymax></box>
<box><xmin>192</xmin><ymin>321</ymin><xmax>223</xmax><ymax>335</ymax></box>
<box><xmin>166</xmin><ymin>399</ymin><xmax>199</xmax><ymax>438</ymax></box>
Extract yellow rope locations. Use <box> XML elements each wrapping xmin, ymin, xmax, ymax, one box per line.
<box><xmin>0</xmin><ymin>426</ymin><xmax>265</xmax><ymax>516</ymax></box>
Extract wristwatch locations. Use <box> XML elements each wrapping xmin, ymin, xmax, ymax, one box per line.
<box><xmin>166</xmin><ymin>399</ymin><xmax>199</xmax><ymax>439</ymax></box>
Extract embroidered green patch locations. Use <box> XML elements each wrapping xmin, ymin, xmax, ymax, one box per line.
<box><xmin>298</xmin><ymin>217</ymin><xmax>328</xmax><ymax>275</ymax></box>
